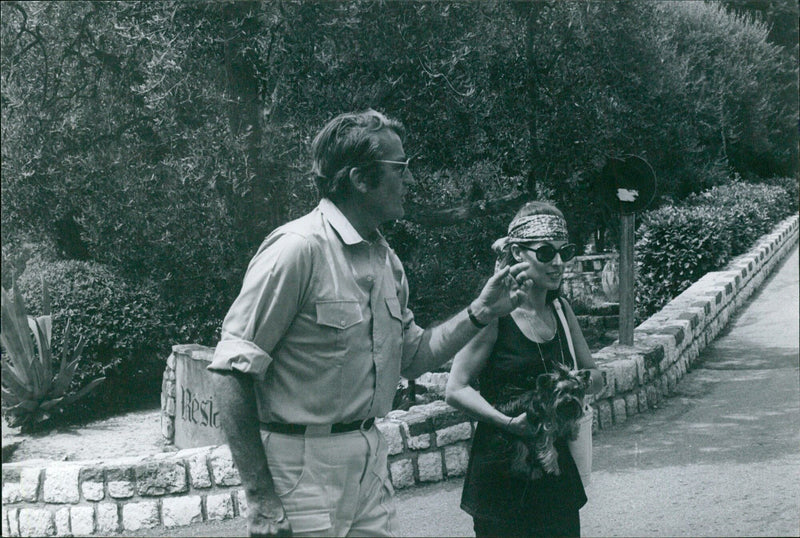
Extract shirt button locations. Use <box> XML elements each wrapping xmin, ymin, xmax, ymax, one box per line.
<box><xmin>340</xmin><ymin>320</ymin><xmax>346</xmax><ymax>327</ymax></box>
<box><xmin>366</xmin><ymin>275</ymin><xmax>374</xmax><ymax>282</ymax></box>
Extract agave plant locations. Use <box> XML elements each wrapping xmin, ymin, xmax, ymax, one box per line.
<box><xmin>1</xmin><ymin>279</ymin><xmax>105</xmax><ymax>432</ymax></box>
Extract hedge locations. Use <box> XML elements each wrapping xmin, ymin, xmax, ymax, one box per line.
<box><xmin>14</xmin><ymin>260</ymin><xmax>173</xmax><ymax>419</ymax></box>
<box><xmin>634</xmin><ymin>180</ymin><xmax>796</xmax><ymax>321</ymax></box>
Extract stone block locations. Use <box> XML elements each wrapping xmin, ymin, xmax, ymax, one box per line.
<box><xmin>54</xmin><ymin>507</ymin><xmax>69</xmax><ymax>537</ymax></box>
<box><xmin>632</xmin><ymin>354</ymin><xmax>646</xmax><ymax>385</ymax></box>
<box><xmin>93</xmin><ymin>503</ymin><xmax>117</xmax><ymax>534</ymax></box>
<box><xmin>19</xmin><ymin>467</ymin><xmax>42</xmax><ymax>502</ymax></box>
<box><xmin>666</xmin><ymin>369</ymin><xmax>677</xmax><ymax>393</ymax></box>
<box><xmin>403</xmin><ymin>423</ymin><xmax>431</xmax><ymax>451</ymax></box>
<box><xmin>396</xmin><ymin>407</ymin><xmax>431</xmax><ymax>437</ymax></box>
<box><xmin>417</xmin><ymin>452</ymin><xmax>443</xmax><ymax>482</ymax></box>
<box><xmin>597</xmin><ymin>400</ymin><xmax>613</xmax><ymax>429</ymax></box>
<box><xmin>443</xmin><ymin>443</ymin><xmax>470</xmax><ymax>477</ymax></box>
<box><xmin>235</xmin><ymin>489</ymin><xmax>248</xmax><ymax>517</ymax></box>
<box><xmin>81</xmin><ymin>481</ymin><xmax>104</xmax><ymax>502</ymax></box>
<box><xmin>162</xmin><ymin>496</ymin><xmax>203</xmax><ymax>528</ymax></box>
<box><xmin>428</xmin><ymin>400</ymin><xmax>470</xmax><ymax>430</ymax></box>
<box><xmin>70</xmin><ymin>506</ymin><xmax>94</xmax><ymax>536</ymax></box>
<box><xmin>42</xmin><ymin>466</ymin><xmax>80</xmax><ymax>504</ymax></box>
<box><xmin>3</xmin><ymin>482</ymin><xmax>21</xmax><ymax>504</ymax></box>
<box><xmin>624</xmin><ymin>394</ymin><xmax>638</xmax><ymax>418</ymax></box>
<box><xmin>79</xmin><ymin>467</ymin><xmax>104</xmax><ymax>502</ymax></box>
<box><xmin>209</xmin><ymin>446</ymin><xmax>241</xmax><ymax>486</ymax></box>
<box><xmin>637</xmin><ymin>389</ymin><xmax>649</xmax><ymax>413</ymax></box>
<box><xmin>3</xmin><ymin>507</ymin><xmax>11</xmax><ymax>537</ymax></box>
<box><xmin>135</xmin><ymin>461</ymin><xmax>188</xmax><ymax>496</ymax></box>
<box><xmin>435</xmin><ymin>423</ymin><xmax>472</xmax><ymax>447</ymax></box>
<box><xmin>187</xmin><ymin>453</ymin><xmax>212</xmax><ymax>489</ymax></box>
<box><xmin>610</xmin><ymin>360</ymin><xmax>638</xmax><ymax>393</ymax></box>
<box><xmin>657</xmin><ymin>375</ymin><xmax>669</xmax><ymax>397</ymax></box>
<box><xmin>594</xmin><ymin>368</ymin><xmax>615</xmax><ymax>399</ymax></box>
<box><xmin>19</xmin><ymin>508</ymin><xmax>56</xmax><ymax>537</ymax></box>
<box><xmin>376</xmin><ymin>420</ymin><xmax>404</xmax><ymax>456</ymax></box>
<box><xmin>612</xmin><ymin>398</ymin><xmax>627</xmax><ymax>424</ymax></box>
<box><xmin>121</xmin><ymin>501</ymin><xmax>159</xmax><ymax>531</ymax></box>
<box><xmin>8</xmin><ymin>507</ymin><xmax>20</xmax><ymax>537</ymax></box>
<box><xmin>206</xmin><ymin>493</ymin><xmax>234</xmax><ymax>521</ymax></box>
<box><xmin>389</xmin><ymin>459</ymin><xmax>415</xmax><ymax>489</ymax></box>
<box><xmin>106</xmin><ymin>467</ymin><xmax>135</xmax><ymax>499</ymax></box>
<box><xmin>162</xmin><ymin>417</ymin><xmax>175</xmax><ymax>441</ymax></box>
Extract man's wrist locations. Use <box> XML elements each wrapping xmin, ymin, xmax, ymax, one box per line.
<box><xmin>467</xmin><ymin>302</ymin><xmax>490</xmax><ymax>328</ymax></box>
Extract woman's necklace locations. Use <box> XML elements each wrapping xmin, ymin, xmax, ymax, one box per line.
<box><xmin>532</xmin><ymin>317</ymin><xmax>566</xmax><ymax>374</ymax></box>
<box><xmin>521</xmin><ymin>307</ymin><xmax>556</xmax><ymax>342</ymax></box>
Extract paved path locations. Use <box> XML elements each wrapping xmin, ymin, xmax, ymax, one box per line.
<box><xmin>119</xmin><ymin>245</ymin><xmax>799</xmax><ymax>537</ymax></box>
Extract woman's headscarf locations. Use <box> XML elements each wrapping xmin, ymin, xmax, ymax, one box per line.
<box><xmin>492</xmin><ymin>213</ymin><xmax>569</xmax><ymax>261</ymax></box>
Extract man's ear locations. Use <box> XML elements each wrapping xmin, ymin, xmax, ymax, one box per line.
<box><xmin>349</xmin><ymin>167</ymin><xmax>370</xmax><ymax>194</ymax></box>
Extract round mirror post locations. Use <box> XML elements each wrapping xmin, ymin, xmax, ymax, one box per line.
<box><xmin>598</xmin><ymin>155</ymin><xmax>656</xmax><ymax>348</ymax></box>
<box><xmin>619</xmin><ymin>213</ymin><xmax>635</xmax><ymax>346</ymax></box>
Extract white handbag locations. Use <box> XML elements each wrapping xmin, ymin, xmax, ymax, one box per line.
<box><xmin>553</xmin><ymin>298</ymin><xmax>593</xmax><ymax>487</ymax></box>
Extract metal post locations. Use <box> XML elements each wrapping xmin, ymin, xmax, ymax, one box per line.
<box><xmin>619</xmin><ymin>213</ymin><xmax>635</xmax><ymax>346</ymax></box>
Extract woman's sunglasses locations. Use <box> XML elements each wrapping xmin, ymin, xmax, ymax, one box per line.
<box><xmin>517</xmin><ymin>243</ymin><xmax>577</xmax><ymax>263</ymax></box>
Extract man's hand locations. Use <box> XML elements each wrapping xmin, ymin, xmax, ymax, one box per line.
<box><xmin>470</xmin><ymin>262</ymin><xmax>532</xmax><ymax>324</ymax></box>
<box><xmin>247</xmin><ymin>493</ymin><xmax>292</xmax><ymax>537</ymax></box>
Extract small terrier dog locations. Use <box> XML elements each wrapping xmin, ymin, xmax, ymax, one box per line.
<box><xmin>495</xmin><ymin>363</ymin><xmax>590</xmax><ymax>480</ymax></box>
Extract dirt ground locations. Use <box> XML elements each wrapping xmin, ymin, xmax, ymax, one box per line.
<box><xmin>4</xmin><ymin>405</ymin><xmax>171</xmax><ymax>463</ymax></box>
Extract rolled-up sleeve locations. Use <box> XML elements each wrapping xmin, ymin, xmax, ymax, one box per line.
<box><xmin>208</xmin><ymin>231</ymin><xmax>314</xmax><ymax>376</ymax></box>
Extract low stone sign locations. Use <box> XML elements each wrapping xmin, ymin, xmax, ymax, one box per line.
<box><xmin>164</xmin><ymin>345</ymin><xmax>226</xmax><ymax>450</ymax></box>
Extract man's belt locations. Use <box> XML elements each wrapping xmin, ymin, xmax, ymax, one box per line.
<box><xmin>262</xmin><ymin>417</ymin><xmax>375</xmax><ymax>435</ymax></box>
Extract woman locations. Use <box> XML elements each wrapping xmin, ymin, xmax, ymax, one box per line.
<box><xmin>446</xmin><ymin>201</ymin><xmax>604</xmax><ymax>537</ymax></box>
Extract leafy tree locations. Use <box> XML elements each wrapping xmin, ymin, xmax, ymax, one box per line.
<box><xmin>2</xmin><ymin>0</ymin><xmax>796</xmax><ymax>344</ymax></box>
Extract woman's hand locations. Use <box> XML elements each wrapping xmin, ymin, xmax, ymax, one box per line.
<box><xmin>504</xmin><ymin>413</ymin><xmax>534</xmax><ymax>438</ymax></box>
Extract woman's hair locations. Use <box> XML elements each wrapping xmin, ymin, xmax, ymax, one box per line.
<box><xmin>494</xmin><ymin>201</ymin><xmax>566</xmax><ymax>304</ymax></box>
<box><xmin>310</xmin><ymin>109</ymin><xmax>405</xmax><ymax>202</ymax></box>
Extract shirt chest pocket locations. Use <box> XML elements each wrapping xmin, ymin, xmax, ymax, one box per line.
<box><xmin>385</xmin><ymin>296</ymin><xmax>402</xmax><ymax>324</ymax></box>
<box><xmin>381</xmin><ymin>296</ymin><xmax>404</xmax><ymax>351</ymax></box>
<box><xmin>315</xmin><ymin>300</ymin><xmax>363</xmax><ymax>330</ymax></box>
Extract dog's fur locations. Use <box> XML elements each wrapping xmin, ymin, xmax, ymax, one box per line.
<box><xmin>495</xmin><ymin>363</ymin><xmax>590</xmax><ymax>480</ymax></box>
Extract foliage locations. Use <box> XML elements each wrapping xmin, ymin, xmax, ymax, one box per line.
<box><xmin>15</xmin><ymin>260</ymin><xmax>171</xmax><ymax>417</ymax></box>
<box><xmin>634</xmin><ymin>181</ymin><xmax>796</xmax><ymax>321</ymax></box>
<box><xmin>0</xmin><ymin>0</ymin><xmax>796</xmax><ymax>392</ymax></box>
<box><xmin>1</xmin><ymin>280</ymin><xmax>104</xmax><ymax>432</ymax></box>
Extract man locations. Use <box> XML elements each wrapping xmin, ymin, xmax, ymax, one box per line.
<box><xmin>209</xmin><ymin>110</ymin><xmax>531</xmax><ymax>537</ymax></box>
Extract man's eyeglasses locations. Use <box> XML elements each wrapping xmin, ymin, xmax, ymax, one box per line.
<box><xmin>517</xmin><ymin>243</ymin><xmax>577</xmax><ymax>263</ymax></box>
<box><xmin>375</xmin><ymin>157</ymin><xmax>411</xmax><ymax>175</ymax></box>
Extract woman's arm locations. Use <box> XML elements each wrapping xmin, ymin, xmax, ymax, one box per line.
<box><xmin>445</xmin><ymin>321</ymin><xmax>530</xmax><ymax>436</ymax></box>
<box><xmin>560</xmin><ymin>299</ymin><xmax>604</xmax><ymax>395</ymax></box>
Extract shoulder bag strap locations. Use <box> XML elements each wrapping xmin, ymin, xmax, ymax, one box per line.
<box><xmin>553</xmin><ymin>297</ymin><xmax>578</xmax><ymax>370</ymax></box>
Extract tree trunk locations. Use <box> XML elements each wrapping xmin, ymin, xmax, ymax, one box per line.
<box><xmin>221</xmin><ymin>1</ymin><xmax>284</xmax><ymax>244</ymax></box>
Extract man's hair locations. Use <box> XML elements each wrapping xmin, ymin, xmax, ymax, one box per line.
<box><xmin>311</xmin><ymin>109</ymin><xmax>406</xmax><ymax>202</ymax></box>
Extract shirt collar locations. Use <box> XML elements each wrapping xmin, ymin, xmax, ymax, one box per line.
<box><xmin>319</xmin><ymin>198</ymin><xmax>389</xmax><ymax>248</ymax></box>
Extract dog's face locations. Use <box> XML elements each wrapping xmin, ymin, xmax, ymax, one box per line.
<box><xmin>536</xmin><ymin>364</ymin><xmax>588</xmax><ymax>423</ymax></box>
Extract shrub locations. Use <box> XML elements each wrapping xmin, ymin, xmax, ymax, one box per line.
<box><xmin>635</xmin><ymin>180</ymin><xmax>796</xmax><ymax>321</ymax></box>
<box><xmin>1</xmin><ymin>282</ymin><xmax>104</xmax><ymax>432</ymax></box>
<box><xmin>15</xmin><ymin>260</ymin><xmax>173</xmax><ymax>419</ymax></box>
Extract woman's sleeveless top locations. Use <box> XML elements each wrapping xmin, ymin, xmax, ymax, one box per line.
<box><xmin>460</xmin><ymin>301</ymin><xmax>588</xmax><ymax>522</ymax></box>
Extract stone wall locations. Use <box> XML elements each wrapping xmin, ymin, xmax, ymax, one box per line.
<box><xmin>562</xmin><ymin>253</ymin><xmax>617</xmax><ymax>305</ymax></box>
<box><xmin>2</xmin><ymin>215</ymin><xmax>796</xmax><ymax>536</ymax></box>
